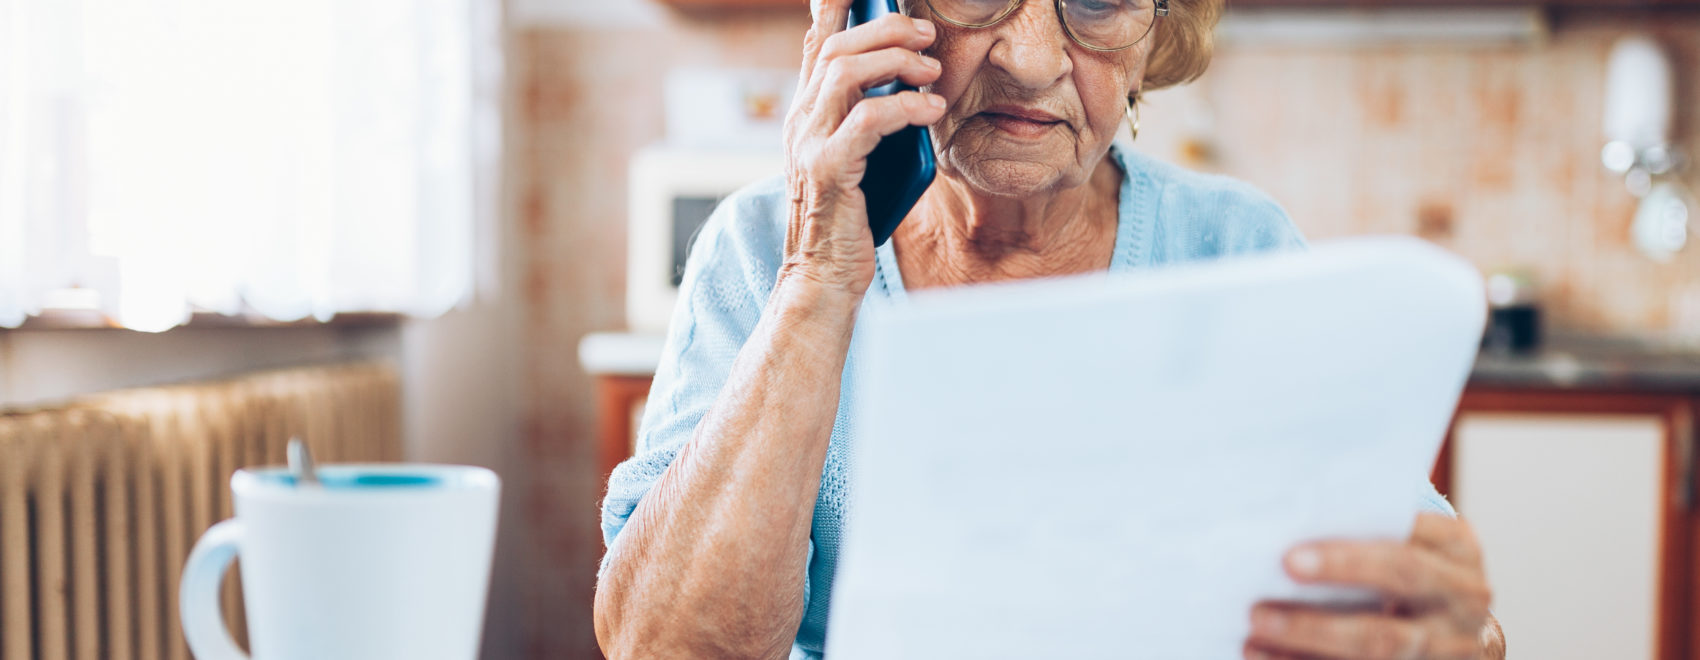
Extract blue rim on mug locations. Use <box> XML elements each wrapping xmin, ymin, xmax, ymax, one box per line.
<box><xmin>232</xmin><ymin>464</ymin><xmax>499</xmax><ymax>500</ymax></box>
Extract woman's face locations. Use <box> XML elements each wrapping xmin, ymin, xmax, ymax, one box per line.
<box><xmin>910</xmin><ymin>0</ymin><xmax>1152</xmax><ymax>199</ymax></box>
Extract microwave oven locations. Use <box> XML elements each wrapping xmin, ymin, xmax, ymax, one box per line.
<box><xmin>627</xmin><ymin>146</ymin><xmax>785</xmax><ymax>333</ymax></box>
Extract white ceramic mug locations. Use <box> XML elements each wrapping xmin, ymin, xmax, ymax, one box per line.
<box><xmin>180</xmin><ymin>464</ymin><xmax>500</xmax><ymax>660</ymax></box>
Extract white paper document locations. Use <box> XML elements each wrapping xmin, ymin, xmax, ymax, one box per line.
<box><xmin>827</xmin><ymin>237</ymin><xmax>1485</xmax><ymax>659</ymax></box>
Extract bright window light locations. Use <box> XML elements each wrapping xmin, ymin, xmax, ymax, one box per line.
<box><xmin>0</xmin><ymin>0</ymin><xmax>502</xmax><ymax>331</ymax></box>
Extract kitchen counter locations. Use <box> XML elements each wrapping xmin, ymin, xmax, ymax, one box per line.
<box><xmin>1470</xmin><ymin>335</ymin><xmax>1700</xmax><ymax>392</ymax></box>
<box><xmin>578</xmin><ymin>332</ymin><xmax>666</xmax><ymax>376</ymax></box>
<box><xmin>583</xmin><ymin>331</ymin><xmax>1700</xmax><ymax>393</ymax></box>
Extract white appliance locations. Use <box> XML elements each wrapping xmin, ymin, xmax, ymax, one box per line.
<box><xmin>626</xmin><ymin>146</ymin><xmax>785</xmax><ymax>333</ymax></box>
<box><xmin>1601</xmin><ymin>34</ymin><xmax>1690</xmax><ymax>261</ymax></box>
<box><xmin>664</xmin><ymin>68</ymin><xmax>795</xmax><ymax>151</ymax></box>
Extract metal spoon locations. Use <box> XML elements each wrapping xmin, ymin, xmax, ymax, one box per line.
<box><xmin>287</xmin><ymin>437</ymin><xmax>321</xmax><ymax>487</ymax></box>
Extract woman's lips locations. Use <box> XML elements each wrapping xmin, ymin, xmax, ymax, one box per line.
<box><xmin>980</xmin><ymin>107</ymin><xmax>1064</xmax><ymax>139</ymax></box>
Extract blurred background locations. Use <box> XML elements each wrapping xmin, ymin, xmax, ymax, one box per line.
<box><xmin>4</xmin><ymin>0</ymin><xmax>1700</xmax><ymax>659</ymax></box>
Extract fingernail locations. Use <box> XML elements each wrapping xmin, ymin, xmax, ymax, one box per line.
<box><xmin>914</xmin><ymin>18</ymin><xmax>934</xmax><ymax>37</ymax></box>
<box><xmin>923</xmin><ymin>55</ymin><xmax>941</xmax><ymax>70</ymax></box>
<box><xmin>1245</xmin><ymin>650</ymin><xmax>1272</xmax><ymax>660</ymax></box>
<box><xmin>927</xmin><ymin>94</ymin><xmax>946</xmax><ymax>109</ymax></box>
<box><xmin>1287</xmin><ymin>548</ymin><xmax>1322</xmax><ymax>577</ymax></box>
<box><xmin>1253</xmin><ymin>609</ymin><xmax>1286</xmax><ymax>635</ymax></box>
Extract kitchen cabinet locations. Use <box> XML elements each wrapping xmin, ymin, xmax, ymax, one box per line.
<box><xmin>579</xmin><ymin>333</ymin><xmax>668</xmax><ymax>480</ymax></box>
<box><xmin>1436</xmin><ymin>389</ymin><xmax>1698</xmax><ymax>660</ymax></box>
<box><xmin>1455</xmin><ymin>415</ymin><xmax>1662</xmax><ymax>660</ymax></box>
<box><xmin>595</xmin><ymin>375</ymin><xmax>651</xmax><ymax>481</ymax></box>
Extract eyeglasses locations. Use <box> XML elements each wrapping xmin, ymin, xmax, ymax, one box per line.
<box><xmin>923</xmin><ymin>0</ymin><xmax>1168</xmax><ymax>52</ymax></box>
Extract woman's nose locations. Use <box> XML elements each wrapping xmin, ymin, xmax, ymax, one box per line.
<box><xmin>986</xmin><ymin>1</ymin><xmax>1073</xmax><ymax>91</ymax></box>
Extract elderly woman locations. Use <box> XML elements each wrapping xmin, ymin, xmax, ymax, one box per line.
<box><xmin>595</xmin><ymin>0</ymin><xmax>1504</xmax><ymax>657</ymax></box>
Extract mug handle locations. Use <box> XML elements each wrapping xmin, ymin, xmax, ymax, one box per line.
<box><xmin>180</xmin><ymin>520</ymin><xmax>250</xmax><ymax>660</ymax></box>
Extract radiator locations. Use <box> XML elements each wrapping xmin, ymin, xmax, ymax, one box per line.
<box><xmin>0</xmin><ymin>363</ymin><xmax>401</xmax><ymax>660</ymax></box>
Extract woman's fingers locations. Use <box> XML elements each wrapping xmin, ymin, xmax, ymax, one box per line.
<box><xmin>781</xmin><ymin>3</ymin><xmax>940</xmax><ymax>291</ymax></box>
<box><xmin>1410</xmin><ymin>513</ymin><xmax>1484</xmax><ymax>568</ymax></box>
<box><xmin>800</xmin><ymin>1</ymin><xmax>841</xmax><ymax>94</ymax></box>
<box><xmin>807</xmin><ymin>0</ymin><xmax>852</xmax><ymax>49</ymax></box>
<box><xmin>798</xmin><ymin>0</ymin><xmax>851</xmax><ymax>102</ymax></box>
<box><xmin>824</xmin><ymin>91</ymin><xmax>946</xmax><ymax>170</ymax></box>
<box><xmin>1243</xmin><ymin>644</ymin><xmax>1325</xmax><ymax>660</ymax></box>
<box><xmin>819</xmin><ymin>13</ymin><xmax>936</xmax><ymax>63</ymax></box>
<box><xmin>800</xmin><ymin>11</ymin><xmax>932</xmax><ymax>99</ymax></box>
<box><xmin>809</xmin><ymin>47</ymin><xmax>942</xmax><ymax>126</ymax></box>
<box><xmin>792</xmin><ymin>10</ymin><xmax>940</xmax><ymax>152</ymax></box>
<box><xmin>1284</xmin><ymin>541</ymin><xmax>1491</xmax><ymax>618</ymax></box>
<box><xmin>1247</xmin><ymin>604</ymin><xmax>1481</xmax><ymax>660</ymax></box>
<box><xmin>797</xmin><ymin>16</ymin><xmax>939</xmax><ymax>124</ymax></box>
<box><xmin>1260</xmin><ymin>519</ymin><xmax>1497</xmax><ymax>659</ymax></box>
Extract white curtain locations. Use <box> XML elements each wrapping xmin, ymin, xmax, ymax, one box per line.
<box><xmin>0</xmin><ymin>0</ymin><xmax>502</xmax><ymax>331</ymax></box>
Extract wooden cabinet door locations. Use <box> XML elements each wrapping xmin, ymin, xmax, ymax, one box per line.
<box><xmin>1443</xmin><ymin>390</ymin><xmax>1697</xmax><ymax>660</ymax></box>
<box><xmin>596</xmin><ymin>375</ymin><xmax>656</xmax><ymax>481</ymax></box>
<box><xmin>1452</xmin><ymin>413</ymin><xmax>1666</xmax><ymax>660</ymax></box>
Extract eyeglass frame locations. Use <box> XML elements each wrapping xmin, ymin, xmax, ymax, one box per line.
<box><xmin>921</xmin><ymin>0</ymin><xmax>1169</xmax><ymax>53</ymax></box>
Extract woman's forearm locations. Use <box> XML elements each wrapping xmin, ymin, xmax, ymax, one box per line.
<box><xmin>594</xmin><ymin>277</ymin><xmax>862</xmax><ymax>659</ymax></box>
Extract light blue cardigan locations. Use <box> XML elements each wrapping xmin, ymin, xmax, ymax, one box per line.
<box><xmin>600</xmin><ymin>143</ymin><xmax>1456</xmax><ymax>659</ymax></box>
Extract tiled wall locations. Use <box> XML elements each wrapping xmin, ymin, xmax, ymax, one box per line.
<box><xmin>512</xmin><ymin>8</ymin><xmax>1700</xmax><ymax>658</ymax></box>
<box><xmin>512</xmin><ymin>9</ymin><xmax>811</xmax><ymax>658</ymax></box>
<box><xmin>1136</xmin><ymin>14</ymin><xmax>1700</xmax><ymax>339</ymax></box>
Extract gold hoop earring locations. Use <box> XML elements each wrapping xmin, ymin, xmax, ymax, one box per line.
<box><xmin>1125</xmin><ymin>95</ymin><xmax>1141</xmax><ymax>141</ymax></box>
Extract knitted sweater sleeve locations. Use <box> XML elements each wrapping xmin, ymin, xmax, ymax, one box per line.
<box><xmin>600</xmin><ymin>178</ymin><xmax>787</xmax><ymax>552</ymax></box>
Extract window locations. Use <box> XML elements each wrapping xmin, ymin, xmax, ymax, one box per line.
<box><xmin>0</xmin><ymin>0</ymin><xmax>502</xmax><ymax>331</ymax></box>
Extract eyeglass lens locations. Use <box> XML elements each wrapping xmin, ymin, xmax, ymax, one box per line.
<box><xmin>926</xmin><ymin>0</ymin><xmax>1159</xmax><ymax>51</ymax></box>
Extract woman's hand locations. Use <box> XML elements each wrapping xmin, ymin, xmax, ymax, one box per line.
<box><xmin>1246</xmin><ymin>514</ymin><xmax>1505</xmax><ymax>660</ymax></box>
<box><xmin>781</xmin><ymin>0</ymin><xmax>947</xmax><ymax>297</ymax></box>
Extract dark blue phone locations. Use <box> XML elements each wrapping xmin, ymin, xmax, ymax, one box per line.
<box><xmin>847</xmin><ymin>0</ymin><xmax>937</xmax><ymax>247</ymax></box>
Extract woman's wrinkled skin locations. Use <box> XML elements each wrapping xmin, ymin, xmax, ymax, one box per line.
<box><xmin>1250</xmin><ymin>515</ymin><xmax>1506</xmax><ymax>660</ymax></box>
<box><xmin>592</xmin><ymin>1</ymin><xmax>1505</xmax><ymax>658</ymax></box>
<box><xmin>917</xmin><ymin>0</ymin><xmax>1142</xmax><ymax>200</ymax></box>
<box><xmin>895</xmin><ymin>0</ymin><xmax>1134</xmax><ymax>289</ymax></box>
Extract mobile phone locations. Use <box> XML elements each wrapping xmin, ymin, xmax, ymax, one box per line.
<box><xmin>847</xmin><ymin>0</ymin><xmax>937</xmax><ymax>248</ymax></box>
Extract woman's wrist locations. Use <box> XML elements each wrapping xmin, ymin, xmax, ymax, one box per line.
<box><xmin>769</xmin><ymin>269</ymin><xmax>866</xmax><ymax>337</ymax></box>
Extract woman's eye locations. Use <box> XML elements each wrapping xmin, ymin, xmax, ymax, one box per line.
<box><xmin>1074</xmin><ymin>0</ymin><xmax>1121</xmax><ymax>14</ymax></box>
